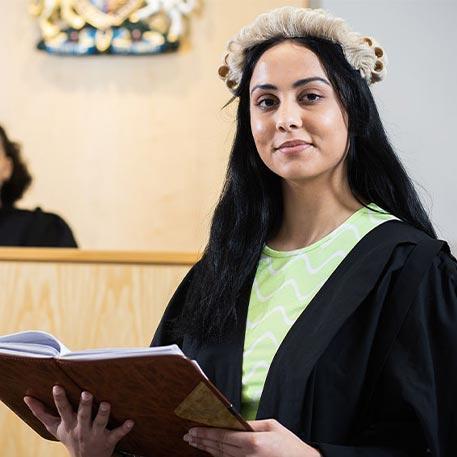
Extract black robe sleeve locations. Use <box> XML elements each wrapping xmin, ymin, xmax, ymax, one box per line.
<box><xmin>316</xmin><ymin>250</ymin><xmax>457</xmax><ymax>457</ymax></box>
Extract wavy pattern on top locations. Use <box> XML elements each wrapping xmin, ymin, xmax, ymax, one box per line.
<box><xmin>243</xmin><ymin>331</ymin><xmax>279</xmax><ymax>357</ymax></box>
<box><xmin>253</xmin><ymin>276</ymin><xmax>324</xmax><ymax>303</ymax></box>
<box><xmin>243</xmin><ymin>361</ymin><xmax>271</xmax><ymax>383</ymax></box>
<box><xmin>263</xmin><ymin>249</ymin><xmax>348</xmax><ymax>276</ymax></box>
<box><xmin>246</xmin><ymin>305</ymin><xmax>296</xmax><ymax>330</ymax></box>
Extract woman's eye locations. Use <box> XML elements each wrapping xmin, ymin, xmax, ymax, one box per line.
<box><xmin>257</xmin><ymin>97</ymin><xmax>278</xmax><ymax>109</ymax></box>
<box><xmin>300</xmin><ymin>93</ymin><xmax>322</xmax><ymax>103</ymax></box>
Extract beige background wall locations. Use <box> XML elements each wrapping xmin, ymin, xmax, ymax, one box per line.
<box><xmin>0</xmin><ymin>0</ymin><xmax>306</xmax><ymax>251</ymax></box>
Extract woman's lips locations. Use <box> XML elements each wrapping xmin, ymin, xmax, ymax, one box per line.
<box><xmin>275</xmin><ymin>141</ymin><xmax>312</xmax><ymax>154</ymax></box>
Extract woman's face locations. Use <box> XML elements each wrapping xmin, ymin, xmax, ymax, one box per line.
<box><xmin>249</xmin><ymin>41</ymin><xmax>349</xmax><ymax>183</ymax></box>
<box><xmin>0</xmin><ymin>140</ymin><xmax>13</xmax><ymax>184</ymax></box>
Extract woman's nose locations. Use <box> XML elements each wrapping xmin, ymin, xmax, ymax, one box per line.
<box><xmin>276</xmin><ymin>102</ymin><xmax>303</xmax><ymax>132</ymax></box>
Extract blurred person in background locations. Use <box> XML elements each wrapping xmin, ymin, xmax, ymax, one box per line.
<box><xmin>0</xmin><ymin>124</ymin><xmax>77</xmax><ymax>247</ymax></box>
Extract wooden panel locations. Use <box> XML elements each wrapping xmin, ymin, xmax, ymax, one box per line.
<box><xmin>0</xmin><ymin>260</ymin><xmax>191</xmax><ymax>456</ymax></box>
<box><xmin>0</xmin><ymin>248</ymin><xmax>200</xmax><ymax>265</ymax></box>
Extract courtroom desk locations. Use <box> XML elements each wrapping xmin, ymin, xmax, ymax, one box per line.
<box><xmin>0</xmin><ymin>248</ymin><xmax>198</xmax><ymax>457</ymax></box>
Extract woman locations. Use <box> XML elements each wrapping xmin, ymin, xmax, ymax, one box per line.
<box><xmin>0</xmin><ymin>125</ymin><xmax>77</xmax><ymax>247</ymax></box>
<box><xmin>24</xmin><ymin>7</ymin><xmax>456</xmax><ymax>457</ymax></box>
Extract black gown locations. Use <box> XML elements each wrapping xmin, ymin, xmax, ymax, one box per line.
<box><xmin>0</xmin><ymin>207</ymin><xmax>77</xmax><ymax>247</ymax></box>
<box><xmin>151</xmin><ymin>220</ymin><xmax>457</xmax><ymax>457</ymax></box>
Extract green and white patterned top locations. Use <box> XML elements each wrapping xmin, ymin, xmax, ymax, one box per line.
<box><xmin>240</xmin><ymin>203</ymin><xmax>397</xmax><ymax>420</ymax></box>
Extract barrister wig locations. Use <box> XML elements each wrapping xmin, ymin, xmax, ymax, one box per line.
<box><xmin>218</xmin><ymin>7</ymin><xmax>387</xmax><ymax>95</ymax></box>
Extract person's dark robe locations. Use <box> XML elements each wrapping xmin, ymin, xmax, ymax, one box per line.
<box><xmin>0</xmin><ymin>207</ymin><xmax>77</xmax><ymax>247</ymax></box>
<box><xmin>151</xmin><ymin>221</ymin><xmax>457</xmax><ymax>457</ymax></box>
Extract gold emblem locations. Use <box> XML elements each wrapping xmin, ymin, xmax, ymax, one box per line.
<box><xmin>29</xmin><ymin>0</ymin><xmax>198</xmax><ymax>55</ymax></box>
<box><xmin>72</xmin><ymin>0</ymin><xmax>143</xmax><ymax>29</ymax></box>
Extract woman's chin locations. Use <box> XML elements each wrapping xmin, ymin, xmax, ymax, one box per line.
<box><xmin>273</xmin><ymin>165</ymin><xmax>322</xmax><ymax>183</ymax></box>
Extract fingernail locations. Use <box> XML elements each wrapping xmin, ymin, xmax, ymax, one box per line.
<box><xmin>125</xmin><ymin>420</ymin><xmax>134</xmax><ymax>429</ymax></box>
<box><xmin>53</xmin><ymin>385</ymin><xmax>63</xmax><ymax>394</ymax></box>
<box><xmin>183</xmin><ymin>434</ymin><xmax>189</xmax><ymax>442</ymax></box>
<box><xmin>81</xmin><ymin>391</ymin><xmax>92</xmax><ymax>400</ymax></box>
<box><xmin>100</xmin><ymin>402</ymin><xmax>109</xmax><ymax>411</ymax></box>
<box><xmin>189</xmin><ymin>428</ymin><xmax>197</xmax><ymax>437</ymax></box>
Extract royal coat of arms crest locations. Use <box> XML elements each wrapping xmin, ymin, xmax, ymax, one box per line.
<box><xmin>29</xmin><ymin>0</ymin><xmax>198</xmax><ymax>55</ymax></box>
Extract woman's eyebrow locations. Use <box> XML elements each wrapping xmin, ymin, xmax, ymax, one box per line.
<box><xmin>250</xmin><ymin>77</ymin><xmax>330</xmax><ymax>95</ymax></box>
<box><xmin>293</xmin><ymin>77</ymin><xmax>330</xmax><ymax>88</ymax></box>
<box><xmin>250</xmin><ymin>83</ymin><xmax>277</xmax><ymax>95</ymax></box>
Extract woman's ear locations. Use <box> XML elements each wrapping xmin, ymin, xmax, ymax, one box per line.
<box><xmin>0</xmin><ymin>156</ymin><xmax>13</xmax><ymax>182</ymax></box>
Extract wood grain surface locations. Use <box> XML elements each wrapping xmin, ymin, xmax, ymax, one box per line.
<box><xmin>0</xmin><ymin>248</ymin><xmax>200</xmax><ymax>265</ymax></box>
<box><xmin>0</xmin><ymin>258</ymin><xmax>191</xmax><ymax>456</ymax></box>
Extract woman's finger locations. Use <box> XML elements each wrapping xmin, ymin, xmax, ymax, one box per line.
<box><xmin>24</xmin><ymin>396</ymin><xmax>60</xmax><ymax>436</ymax></box>
<box><xmin>247</xmin><ymin>419</ymin><xmax>277</xmax><ymax>432</ymax></box>
<box><xmin>92</xmin><ymin>401</ymin><xmax>111</xmax><ymax>432</ymax></box>
<box><xmin>77</xmin><ymin>391</ymin><xmax>93</xmax><ymax>434</ymax></box>
<box><xmin>106</xmin><ymin>420</ymin><xmax>134</xmax><ymax>447</ymax></box>
<box><xmin>188</xmin><ymin>427</ymin><xmax>245</xmax><ymax>448</ymax></box>
<box><xmin>52</xmin><ymin>385</ymin><xmax>75</xmax><ymax>428</ymax></box>
<box><xmin>186</xmin><ymin>436</ymin><xmax>239</xmax><ymax>457</ymax></box>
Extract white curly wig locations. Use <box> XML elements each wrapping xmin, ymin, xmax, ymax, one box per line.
<box><xmin>218</xmin><ymin>7</ymin><xmax>387</xmax><ymax>94</ymax></box>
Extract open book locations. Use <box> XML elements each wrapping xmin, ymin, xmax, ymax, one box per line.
<box><xmin>0</xmin><ymin>331</ymin><xmax>250</xmax><ymax>457</ymax></box>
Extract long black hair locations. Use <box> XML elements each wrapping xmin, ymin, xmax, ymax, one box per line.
<box><xmin>0</xmin><ymin>125</ymin><xmax>32</xmax><ymax>207</ymax></box>
<box><xmin>176</xmin><ymin>36</ymin><xmax>436</xmax><ymax>343</ymax></box>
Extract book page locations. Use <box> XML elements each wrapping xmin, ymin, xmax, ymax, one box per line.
<box><xmin>60</xmin><ymin>344</ymin><xmax>185</xmax><ymax>360</ymax></box>
<box><xmin>0</xmin><ymin>330</ymin><xmax>70</xmax><ymax>357</ymax></box>
<box><xmin>0</xmin><ymin>331</ymin><xmax>189</xmax><ymax>364</ymax></box>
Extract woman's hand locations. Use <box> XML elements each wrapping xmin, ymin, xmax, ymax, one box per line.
<box><xmin>183</xmin><ymin>419</ymin><xmax>321</xmax><ymax>457</ymax></box>
<box><xmin>24</xmin><ymin>385</ymin><xmax>134</xmax><ymax>457</ymax></box>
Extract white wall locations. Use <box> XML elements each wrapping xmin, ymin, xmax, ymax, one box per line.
<box><xmin>315</xmin><ymin>0</ymin><xmax>457</xmax><ymax>249</ymax></box>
